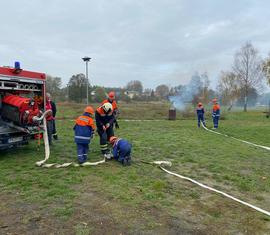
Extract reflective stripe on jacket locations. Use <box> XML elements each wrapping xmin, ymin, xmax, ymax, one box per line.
<box><xmin>74</xmin><ymin>112</ymin><xmax>95</xmax><ymax>144</ymax></box>
<box><xmin>196</xmin><ymin>106</ymin><xmax>204</xmax><ymax>116</ymax></box>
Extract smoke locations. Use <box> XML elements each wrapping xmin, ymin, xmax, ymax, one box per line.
<box><xmin>169</xmin><ymin>73</ymin><xmax>203</xmax><ymax>110</ymax></box>
<box><xmin>169</xmin><ymin>96</ymin><xmax>185</xmax><ymax>110</ymax></box>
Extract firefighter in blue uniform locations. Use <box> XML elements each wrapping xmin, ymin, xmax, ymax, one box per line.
<box><xmin>73</xmin><ymin>106</ymin><xmax>95</xmax><ymax>164</ymax></box>
<box><xmin>212</xmin><ymin>98</ymin><xmax>221</xmax><ymax>129</ymax></box>
<box><xmin>95</xmin><ymin>102</ymin><xmax>115</xmax><ymax>158</ymax></box>
<box><xmin>109</xmin><ymin>136</ymin><xmax>132</xmax><ymax>166</ymax></box>
<box><xmin>196</xmin><ymin>102</ymin><xmax>206</xmax><ymax>127</ymax></box>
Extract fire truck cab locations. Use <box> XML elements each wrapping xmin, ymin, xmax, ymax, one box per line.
<box><xmin>0</xmin><ymin>62</ymin><xmax>46</xmax><ymax>150</ymax></box>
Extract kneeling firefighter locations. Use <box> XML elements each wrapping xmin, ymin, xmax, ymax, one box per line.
<box><xmin>109</xmin><ymin>136</ymin><xmax>132</xmax><ymax>166</ymax></box>
<box><xmin>74</xmin><ymin>106</ymin><xmax>95</xmax><ymax>164</ymax></box>
<box><xmin>95</xmin><ymin>102</ymin><xmax>115</xmax><ymax>158</ymax></box>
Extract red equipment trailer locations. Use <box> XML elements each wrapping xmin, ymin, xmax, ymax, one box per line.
<box><xmin>0</xmin><ymin>62</ymin><xmax>46</xmax><ymax>150</ymax></box>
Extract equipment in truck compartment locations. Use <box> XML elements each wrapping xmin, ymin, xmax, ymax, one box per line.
<box><xmin>1</xmin><ymin>94</ymin><xmax>41</xmax><ymax>126</ymax></box>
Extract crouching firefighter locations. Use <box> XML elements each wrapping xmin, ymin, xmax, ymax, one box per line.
<box><xmin>109</xmin><ymin>136</ymin><xmax>132</xmax><ymax>166</ymax></box>
<box><xmin>95</xmin><ymin>102</ymin><xmax>115</xmax><ymax>158</ymax></box>
<box><xmin>74</xmin><ymin>106</ymin><xmax>95</xmax><ymax>164</ymax></box>
<box><xmin>212</xmin><ymin>98</ymin><xmax>220</xmax><ymax>129</ymax></box>
<box><xmin>196</xmin><ymin>102</ymin><xmax>206</xmax><ymax>127</ymax></box>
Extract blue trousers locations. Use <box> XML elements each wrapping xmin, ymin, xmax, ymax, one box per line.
<box><xmin>213</xmin><ymin>116</ymin><xmax>219</xmax><ymax>128</ymax></box>
<box><xmin>77</xmin><ymin>143</ymin><xmax>89</xmax><ymax>164</ymax></box>
<box><xmin>115</xmin><ymin>146</ymin><xmax>131</xmax><ymax>162</ymax></box>
<box><xmin>197</xmin><ymin>115</ymin><xmax>205</xmax><ymax>127</ymax></box>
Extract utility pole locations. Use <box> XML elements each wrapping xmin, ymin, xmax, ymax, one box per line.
<box><xmin>82</xmin><ymin>56</ymin><xmax>91</xmax><ymax>105</ymax></box>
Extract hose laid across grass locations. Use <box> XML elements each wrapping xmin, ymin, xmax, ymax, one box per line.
<box><xmin>35</xmin><ymin>113</ymin><xmax>106</xmax><ymax>168</ymax></box>
<box><xmin>139</xmin><ymin>161</ymin><xmax>270</xmax><ymax>217</ymax></box>
<box><xmin>201</xmin><ymin>123</ymin><xmax>270</xmax><ymax>151</ymax></box>
<box><xmin>159</xmin><ymin>165</ymin><xmax>270</xmax><ymax>217</ymax></box>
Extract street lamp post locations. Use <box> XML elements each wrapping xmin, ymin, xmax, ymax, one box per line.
<box><xmin>82</xmin><ymin>56</ymin><xmax>91</xmax><ymax>105</ymax></box>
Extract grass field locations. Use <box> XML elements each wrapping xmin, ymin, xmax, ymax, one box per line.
<box><xmin>0</xmin><ymin>102</ymin><xmax>270</xmax><ymax>234</ymax></box>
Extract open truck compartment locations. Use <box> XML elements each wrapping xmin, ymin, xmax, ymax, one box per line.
<box><xmin>0</xmin><ymin>63</ymin><xmax>46</xmax><ymax>150</ymax></box>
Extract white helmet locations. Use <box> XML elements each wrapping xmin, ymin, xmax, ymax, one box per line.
<box><xmin>102</xmin><ymin>102</ymin><xmax>113</xmax><ymax>113</ymax></box>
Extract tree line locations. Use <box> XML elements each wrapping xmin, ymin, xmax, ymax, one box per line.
<box><xmin>46</xmin><ymin>42</ymin><xmax>270</xmax><ymax>111</ymax></box>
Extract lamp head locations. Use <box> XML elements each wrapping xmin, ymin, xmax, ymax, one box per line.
<box><xmin>82</xmin><ymin>56</ymin><xmax>91</xmax><ymax>62</ymax></box>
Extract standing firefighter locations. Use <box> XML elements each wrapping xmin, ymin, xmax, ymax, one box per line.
<box><xmin>196</xmin><ymin>102</ymin><xmax>206</xmax><ymax>127</ymax></box>
<box><xmin>102</xmin><ymin>91</ymin><xmax>120</xmax><ymax>129</ymax></box>
<box><xmin>46</xmin><ymin>93</ymin><xmax>58</xmax><ymax>140</ymax></box>
<box><xmin>95</xmin><ymin>102</ymin><xmax>115</xmax><ymax>158</ymax></box>
<box><xmin>73</xmin><ymin>106</ymin><xmax>95</xmax><ymax>164</ymax></box>
<box><xmin>45</xmin><ymin>95</ymin><xmax>54</xmax><ymax>145</ymax></box>
<box><xmin>109</xmin><ymin>136</ymin><xmax>132</xmax><ymax>166</ymax></box>
<box><xmin>212</xmin><ymin>98</ymin><xmax>220</xmax><ymax>129</ymax></box>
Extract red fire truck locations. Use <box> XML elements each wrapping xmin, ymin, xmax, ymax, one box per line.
<box><xmin>0</xmin><ymin>62</ymin><xmax>46</xmax><ymax>149</ymax></box>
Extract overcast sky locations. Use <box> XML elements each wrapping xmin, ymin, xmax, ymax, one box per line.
<box><xmin>1</xmin><ymin>0</ymin><xmax>270</xmax><ymax>89</ymax></box>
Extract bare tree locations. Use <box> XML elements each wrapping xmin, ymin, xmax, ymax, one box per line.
<box><xmin>262</xmin><ymin>54</ymin><xmax>270</xmax><ymax>85</ymax></box>
<box><xmin>126</xmin><ymin>80</ymin><xmax>143</xmax><ymax>94</ymax></box>
<box><xmin>232</xmin><ymin>42</ymin><xmax>263</xmax><ymax>111</ymax></box>
<box><xmin>155</xmin><ymin>84</ymin><xmax>170</xmax><ymax>98</ymax></box>
<box><xmin>218</xmin><ymin>71</ymin><xmax>239</xmax><ymax>110</ymax></box>
<box><xmin>46</xmin><ymin>75</ymin><xmax>62</xmax><ymax>96</ymax></box>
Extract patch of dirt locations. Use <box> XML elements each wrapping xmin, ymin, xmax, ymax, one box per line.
<box><xmin>0</xmin><ymin>192</ymin><xmax>73</xmax><ymax>235</ymax></box>
<box><xmin>69</xmin><ymin>179</ymin><xmax>208</xmax><ymax>235</ymax></box>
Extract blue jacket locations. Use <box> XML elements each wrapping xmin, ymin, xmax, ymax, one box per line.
<box><xmin>112</xmin><ymin>138</ymin><xmax>132</xmax><ymax>160</ymax></box>
<box><xmin>74</xmin><ymin>112</ymin><xmax>95</xmax><ymax>144</ymax></box>
<box><xmin>212</xmin><ymin>104</ymin><xmax>221</xmax><ymax>117</ymax></box>
<box><xmin>196</xmin><ymin>107</ymin><xmax>205</xmax><ymax>116</ymax></box>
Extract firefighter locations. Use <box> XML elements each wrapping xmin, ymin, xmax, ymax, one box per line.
<box><xmin>196</xmin><ymin>102</ymin><xmax>206</xmax><ymax>127</ymax></box>
<box><xmin>102</xmin><ymin>91</ymin><xmax>120</xmax><ymax>129</ymax></box>
<box><xmin>212</xmin><ymin>98</ymin><xmax>220</xmax><ymax>129</ymax></box>
<box><xmin>45</xmin><ymin>96</ymin><xmax>54</xmax><ymax>145</ymax></box>
<box><xmin>73</xmin><ymin>106</ymin><xmax>95</xmax><ymax>164</ymax></box>
<box><xmin>109</xmin><ymin>136</ymin><xmax>132</xmax><ymax>166</ymax></box>
<box><xmin>46</xmin><ymin>93</ymin><xmax>58</xmax><ymax>140</ymax></box>
<box><xmin>95</xmin><ymin>102</ymin><xmax>115</xmax><ymax>158</ymax></box>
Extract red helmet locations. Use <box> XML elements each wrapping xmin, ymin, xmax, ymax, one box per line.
<box><xmin>109</xmin><ymin>136</ymin><xmax>118</xmax><ymax>144</ymax></box>
<box><xmin>84</xmin><ymin>106</ymin><xmax>94</xmax><ymax>115</ymax></box>
<box><xmin>198</xmin><ymin>102</ymin><xmax>202</xmax><ymax>106</ymax></box>
<box><xmin>108</xmin><ymin>91</ymin><xmax>115</xmax><ymax>99</ymax></box>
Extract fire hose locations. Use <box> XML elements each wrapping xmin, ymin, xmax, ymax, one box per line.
<box><xmin>35</xmin><ymin>111</ymin><xmax>105</xmax><ymax>168</ymax></box>
<box><xmin>141</xmin><ymin>161</ymin><xmax>270</xmax><ymax>217</ymax></box>
<box><xmin>201</xmin><ymin>122</ymin><xmax>270</xmax><ymax>151</ymax></box>
<box><xmin>34</xmin><ymin>115</ymin><xmax>270</xmax><ymax>217</ymax></box>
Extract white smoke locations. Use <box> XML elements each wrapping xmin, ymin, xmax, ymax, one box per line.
<box><xmin>169</xmin><ymin>73</ymin><xmax>203</xmax><ymax>110</ymax></box>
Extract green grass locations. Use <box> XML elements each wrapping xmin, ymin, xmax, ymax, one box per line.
<box><xmin>0</xmin><ymin>102</ymin><xmax>270</xmax><ymax>234</ymax></box>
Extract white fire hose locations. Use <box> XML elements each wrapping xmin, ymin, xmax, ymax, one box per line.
<box><xmin>201</xmin><ymin>123</ymin><xmax>270</xmax><ymax>151</ymax></box>
<box><xmin>34</xmin><ymin>115</ymin><xmax>270</xmax><ymax>217</ymax></box>
<box><xmin>143</xmin><ymin>161</ymin><xmax>270</xmax><ymax>217</ymax></box>
<box><xmin>35</xmin><ymin>111</ymin><xmax>106</xmax><ymax>168</ymax></box>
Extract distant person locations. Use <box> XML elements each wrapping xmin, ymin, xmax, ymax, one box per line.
<box><xmin>102</xmin><ymin>91</ymin><xmax>120</xmax><ymax>129</ymax></box>
<box><xmin>73</xmin><ymin>106</ymin><xmax>95</xmax><ymax>164</ymax></box>
<box><xmin>212</xmin><ymin>98</ymin><xmax>220</xmax><ymax>129</ymax></box>
<box><xmin>109</xmin><ymin>136</ymin><xmax>132</xmax><ymax>166</ymax></box>
<box><xmin>95</xmin><ymin>102</ymin><xmax>115</xmax><ymax>158</ymax></box>
<box><xmin>46</xmin><ymin>93</ymin><xmax>58</xmax><ymax>140</ymax></box>
<box><xmin>45</xmin><ymin>95</ymin><xmax>54</xmax><ymax>145</ymax></box>
<box><xmin>196</xmin><ymin>102</ymin><xmax>206</xmax><ymax>127</ymax></box>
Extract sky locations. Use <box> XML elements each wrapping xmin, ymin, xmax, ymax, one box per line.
<box><xmin>1</xmin><ymin>0</ymin><xmax>270</xmax><ymax>89</ymax></box>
